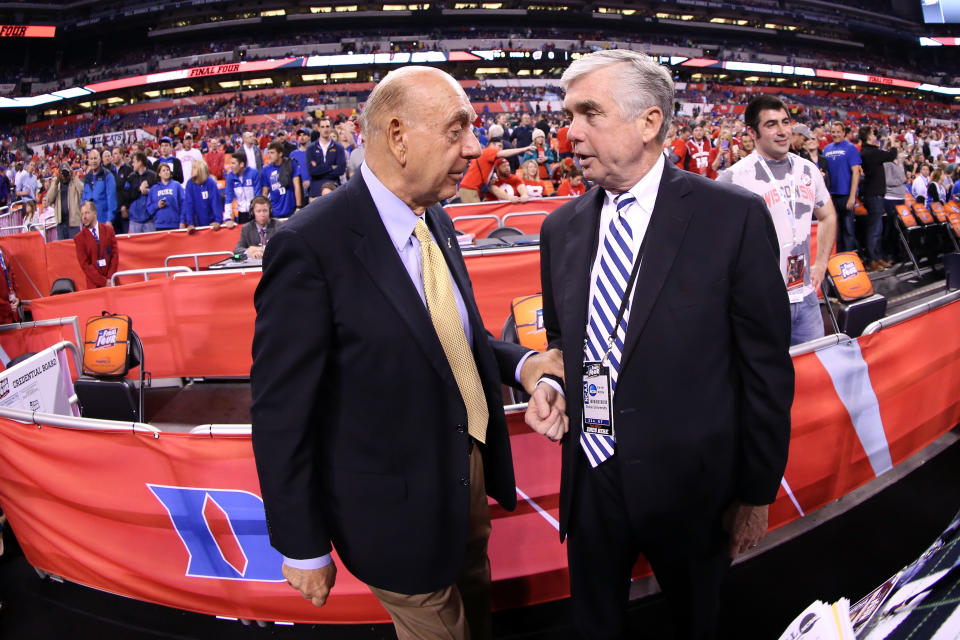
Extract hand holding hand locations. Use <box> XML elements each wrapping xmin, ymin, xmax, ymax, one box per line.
<box><xmin>525</xmin><ymin>382</ymin><xmax>567</xmax><ymax>442</ymax></box>
<box><xmin>222</xmin><ymin>219</ymin><xmax>237</xmax><ymax>229</ymax></box>
<box><xmin>722</xmin><ymin>502</ymin><xmax>768</xmax><ymax>558</ymax></box>
<box><xmin>282</xmin><ymin>562</ymin><xmax>337</xmax><ymax>607</ymax></box>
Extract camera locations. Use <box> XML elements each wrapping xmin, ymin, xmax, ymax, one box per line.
<box><xmin>59</xmin><ymin>169</ymin><xmax>70</xmax><ymax>182</ymax></box>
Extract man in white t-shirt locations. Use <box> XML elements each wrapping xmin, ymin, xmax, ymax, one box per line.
<box><xmin>719</xmin><ymin>95</ymin><xmax>838</xmax><ymax>345</ymax></box>
<box><xmin>176</xmin><ymin>133</ymin><xmax>204</xmax><ymax>185</ymax></box>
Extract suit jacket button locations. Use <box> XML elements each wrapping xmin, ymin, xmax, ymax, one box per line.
<box><xmin>456</xmin><ymin>424</ymin><xmax>465</xmax><ymax>433</ymax></box>
<box><xmin>460</xmin><ymin>477</ymin><xmax>470</xmax><ymax>487</ymax></box>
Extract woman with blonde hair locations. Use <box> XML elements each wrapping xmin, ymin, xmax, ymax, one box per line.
<box><xmin>183</xmin><ymin>158</ymin><xmax>223</xmax><ymax>232</ymax></box>
<box><xmin>520</xmin><ymin>159</ymin><xmax>554</xmax><ymax>197</ymax></box>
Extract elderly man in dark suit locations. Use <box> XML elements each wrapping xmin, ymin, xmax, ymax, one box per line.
<box><xmin>525</xmin><ymin>50</ymin><xmax>794</xmax><ymax>639</ymax></box>
<box><xmin>250</xmin><ymin>66</ymin><xmax>564</xmax><ymax>640</ymax></box>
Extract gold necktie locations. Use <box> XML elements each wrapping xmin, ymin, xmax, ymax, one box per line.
<box><xmin>414</xmin><ymin>216</ymin><xmax>489</xmax><ymax>443</ymax></box>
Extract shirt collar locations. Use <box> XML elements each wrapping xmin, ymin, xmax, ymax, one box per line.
<box><xmin>603</xmin><ymin>152</ymin><xmax>665</xmax><ymax>217</ymax></box>
<box><xmin>361</xmin><ymin>161</ymin><xmax>421</xmax><ymax>252</ymax></box>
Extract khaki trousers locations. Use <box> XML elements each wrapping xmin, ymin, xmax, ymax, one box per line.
<box><xmin>368</xmin><ymin>444</ymin><xmax>492</xmax><ymax>640</ymax></box>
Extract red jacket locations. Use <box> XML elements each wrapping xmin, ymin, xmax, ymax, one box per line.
<box><xmin>73</xmin><ymin>223</ymin><xmax>119</xmax><ymax>288</ymax></box>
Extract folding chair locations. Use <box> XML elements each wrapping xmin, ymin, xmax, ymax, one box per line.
<box><xmin>73</xmin><ymin>314</ymin><xmax>150</xmax><ymax>422</ymax></box>
<box><xmin>824</xmin><ymin>252</ymin><xmax>887</xmax><ymax>338</ymax></box>
<box><xmin>893</xmin><ymin>204</ymin><xmax>923</xmax><ymax>276</ymax></box>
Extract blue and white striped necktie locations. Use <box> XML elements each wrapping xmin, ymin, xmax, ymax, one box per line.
<box><xmin>581</xmin><ymin>193</ymin><xmax>637</xmax><ymax>468</ymax></box>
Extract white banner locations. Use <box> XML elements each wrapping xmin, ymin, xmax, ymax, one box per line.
<box><xmin>28</xmin><ymin>128</ymin><xmax>156</xmax><ymax>156</ymax></box>
<box><xmin>0</xmin><ymin>347</ymin><xmax>78</xmax><ymax>416</ymax></box>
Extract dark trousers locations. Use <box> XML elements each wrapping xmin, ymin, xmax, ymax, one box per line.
<box><xmin>567</xmin><ymin>453</ymin><xmax>730</xmax><ymax>640</ymax></box>
<box><xmin>862</xmin><ymin>195</ymin><xmax>885</xmax><ymax>262</ymax></box>
<box><xmin>882</xmin><ymin>199</ymin><xmax>904</xmax><ymax>260</ymax></box>
<box><xmin>832</xmin><ymin>194</ymin><xmax>858</xmax><ymax>253</ymax></box>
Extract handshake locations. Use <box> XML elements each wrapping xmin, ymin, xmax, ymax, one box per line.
<box><xmin>519</xmin><ymin>348</ymin><xmax>568</xmax><ymax>443</ymax></box>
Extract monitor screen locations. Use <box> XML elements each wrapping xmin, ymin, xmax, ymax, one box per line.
<box><xmin>921</xmin><ymin>0</ymin><xmax>960</xmax><ymax>23</ymax></box>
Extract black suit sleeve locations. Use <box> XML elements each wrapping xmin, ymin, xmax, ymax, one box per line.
<box><xmin>729</xmin><ymin>195</ymin><xmax>795</xmax><ymax>505</ymax></box>
<box><xmin>250</xmin><ymin>228</ymin><xmax>333</xmax><ymax>559</ymax></box>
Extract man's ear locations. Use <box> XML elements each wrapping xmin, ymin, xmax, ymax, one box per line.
<box><xmin>387</xmin><ymin>117</ymin><xmax>407</xmax><ymax>166</ymax></box>
<box><xmin>640</xmin><ymin>107</ymin><xmax>664</xmax><ymax>146</ymax></box>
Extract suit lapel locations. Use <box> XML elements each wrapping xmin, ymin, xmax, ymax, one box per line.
<box><xmin>426</xmin><ymin>206</ymin><xmax>482</xmax><ymax>341</ymax></box>
<box><xmin>619</xmin><ymin>162</ymin><xmax>694</xmax><ymax>372</ymax></box>
<box><xmin>346</xmin><ymin>176</ymin><xmax>455</xmax><ymax>385</ymax></box>
<box><xmin>561</xmin><ymin>188</ymin><xmax>604</xmax><ymax>359</ymax></box>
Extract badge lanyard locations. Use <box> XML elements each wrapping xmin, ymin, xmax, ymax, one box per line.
<box><xmin>755</xmin><ymin>152</ymin><xmax>800</xmax><ymax>245</ymax></box>
<box><xmin>581</xmin><ymin>219</ymin><xmax>645</xmax><ymax>439</ymax></box>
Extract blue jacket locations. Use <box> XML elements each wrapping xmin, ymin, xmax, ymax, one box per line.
<box><xmin>147</xmin><ymin>180</ymin><xmax>185</xmax><ymax>229</ymax></box>
<box><xmin>122</xmin><ymin>169</ymin><xmax>158</xmax><ymax>223</ymax></box>
<box><xmin>224</xmin><ymin>166</ymin><xmax>260</xmax><ymax>216</ymax></box>
<box><xmin>305</xmin><ymin>139</ymin><xmax>345</xmax><ymax>197</ymax></box>
<box><xmin>82</xmin><ymin>168</ymin><xmax>118</xmax><ymax>223</ymax></box>
<box><xmin>260</xmin><ymin>161</ymin><xmax>297</xmax><ymax>218</ymax></box>
<box><xmin>183</xmin><ymin>177</ymin><xmax>223</xmax><ymax>227</ymax></box>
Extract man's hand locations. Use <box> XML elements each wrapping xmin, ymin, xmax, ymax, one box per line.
<box><xmin>810</xmin><ymin>262</ymin><xmax>827</xmax><ymax>292</ymax></box>
<box><xmin>186</xmin><ymin>224</ymin><xmax>196</xmax><ymax>234</ymax></box>
<box><xmin>519</xmin><ymin>348</ymin><xmax>564</xmax><ymax>394</ymax></box>
<box><xmin>222</xmin><ymin>219</ymin><xmax>237</xmax><ymax>229</ymax></box>
<box><xmin>282</xmin><ymin>562</ymin><xmax>337</xmax><ymax>607</ymax></box>
<box><xmin>845</xmin><ymin>195</ymin><xmax>856</xmax><ymax>212</ymax></box>
<box><xmin>722</xmin><ymin>502</ymin><xmax>768</xmax><ymax>559</ymax></box>
<box><xmin>139</xmin><ymin>180</ymin><xmax>150</xmax><ymax>195</ymax></box>
<box><xmin>210</xmin><ymin>221</ymin><xmax>221</xmax><ymax>231</ymax></box>
<box><xmin>525</xmin><ymin>382</ymin><xmax>567</xmax><ymax>442</ymax></box>
<box><xmin>246</xmin><ymin>246</ymin><xmax>264</xmax><ymax>259</ymax></box>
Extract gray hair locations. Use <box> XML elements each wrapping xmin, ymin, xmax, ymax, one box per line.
<box><xmin>560</xmin><ymin>50</ymin><xmax>674</xmax><ymax>144</ymax></box>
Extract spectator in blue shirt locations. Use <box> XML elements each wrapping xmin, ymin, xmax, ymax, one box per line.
<box><xmin>81</xmin><ymin>150</ymin><xmax>118</xmax><ymax>225</ymax></box>
<box><xmin>290</xmin><ymin>127</ymin><xmax>314</xmax><ymax>200</ymax></box>
<box><xmin>147</xmin><ymin>164</ymin><xmax>185</xmax><ymax>230</ymax></box>
<box><xmin>305</xmin><ymin>118</ymin><xmax>345</xmax><ymax>201</ymax></box>
<box><xmin>823</xmin><ymin>121</ymin><xmax>863</xmax><ymax>253</ymax></box>
<box><xmin>260</xmin><ymin>141</ymin><xmax>300</xmax><ymax>218</ymax></box>
<box><xmin>183</xmin><ymin>158</ymin><xmax>224</xmax><ymax>231</ymax></box>
<box><xmin>224</xmin><ymin>152</ymin><xmax>260</xmax><ymax>224</ymax></box>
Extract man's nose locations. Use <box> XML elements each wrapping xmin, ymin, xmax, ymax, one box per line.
<box><xmin>463</xmin><ymin>129</ymin><xmax>481</xmax><ymax>159</ymax></box>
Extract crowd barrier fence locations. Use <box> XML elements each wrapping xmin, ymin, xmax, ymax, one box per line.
<box><xmin>0</xmin><ymin>293</ymin><xmax>957</xmax><ymax>623</ymax></box>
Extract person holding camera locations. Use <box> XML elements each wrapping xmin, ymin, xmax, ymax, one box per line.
<box><xmin>43</xmin><ymin>163</ymin><xmax>84</xmax><ymax>239</ymax></box>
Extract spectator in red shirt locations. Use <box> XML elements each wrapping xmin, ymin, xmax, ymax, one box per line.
<box><xmin>458</xmin><ymin>137</ymin><xmax>531</xmax><ymax>203</ymax></box>
<box><xmin>684</xmin><ymin>123</ymin><xmax>712</xmax><ymax>176</ymax></box>
<box><xmin>557</xmin><ymin>122</ymin><xmax>573</xmax><ymax>159</ymax></box>
<box><xmin>555</xmin><ymin>165</ymin><xmax>586</xmax><ymax>197</ymax></box>
<box><xmin>486</xmin><ymin>157</ymin><xmax>529</xmax><ymax>203</ymax></box>
<box><xmin>672</xmin><ymin>125</ymin><xmax>691</xmax><ymax>170</ymax></box>
<box><xmin>204</xmin><ymin>138</ymin><xmax>225</xmax><ymax>180</ymax></box>
<box><xmin>707</xmin><ymin>131</ymin><xmax>736</xmax><ymax>180</ymax></box>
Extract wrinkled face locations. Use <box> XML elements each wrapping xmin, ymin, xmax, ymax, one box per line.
<box><xmin>752</xmin><ymin>108</ymin><xmax>792</xmax><ymax>161</ymax></box>
<box><xmin>81</xmin><ymin>202</ymin><xmax>97</xmax><ymax>227</ymax></box>
<box><xmin>400</xmin><ymin>75</ymin><xmax>482</xmax><ymax>205</ymax></box>
<box><xmin>563</xmin><ymin>64</ymin><xmax>652</xmax><ymax>191</ymax></box>
<box><xmin>160</xmin><ymin>141</ymin><xmax>173</xmax><ymax>157</ymax></box>
<box><xmin>230</xmin><ymin>157</ymin><xmax>243</xmax><ymax>175</ymax></box>
<box><xmin>101</xmin><ymin>149</ymin><xmax>112</xmax><ymax>165</ymax></box>
<box><xmin>87</xmin><ymin>150</ymin><xmax>101</xmax><ymax>171</ymax></box>
<box><xmin>253</xmin><ymin>202</ymin><xmax>270</xmax><ymax>226</ymax></box>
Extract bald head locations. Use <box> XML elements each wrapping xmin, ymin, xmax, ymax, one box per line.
<box><xmin>360</xmin><ymin>66</ymin><xmax>470</xmax><ymax>146</ymax></box>
<box><xmin>360</xmin><ymin>66</ymin><xmax>480</xmax><ymax>213</ymax></box>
